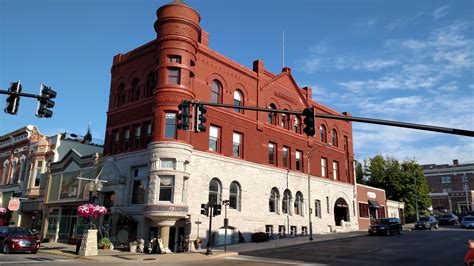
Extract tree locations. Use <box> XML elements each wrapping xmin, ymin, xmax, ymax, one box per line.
<box><xmin>355</xmin><ymin>161</ymin><xmax>365</xmax><ymax>184</ymax></box>
<box><xmin>362</xmin><ymin>155</ymin><xmax>432</xmax><ymax>223</ymax></box>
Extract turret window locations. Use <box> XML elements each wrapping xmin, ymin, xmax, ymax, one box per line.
<box><xmin>168</xmin><ymin>68</ymin><xmax>181</xmax><ymax>84</ymax></box>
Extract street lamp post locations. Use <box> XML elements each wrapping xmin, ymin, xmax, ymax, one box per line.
<box><xmin>307</xmin><ymin>150</ymin><xmax>313</xmax><ymax>241</ymax></box>
<box><xmin>463</xmin><ymin>175</ymin><xmax>470</xmax><ymax>212</ymax></box>
<box><xmin>222</xmin><ymin>200</ymin><xmax>230</xmax><ymax>252</ymax></box>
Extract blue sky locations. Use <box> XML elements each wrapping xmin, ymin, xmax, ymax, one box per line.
<box><xmin>1</xmin><ymin>0</ymin><xmax>473</xmax><ymax>165</ymax></box>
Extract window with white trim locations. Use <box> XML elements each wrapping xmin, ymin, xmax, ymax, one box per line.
<box><xmin>321</xmin><ymin>157</ymin><xmax>328</xmax><ymax>178</ymax></box>
<box><xmin>209</xmin><ymin>126</ymin><xmax>220</xmax><ymax>152</ymax></box>
<box><xmin>159</xmin><ymin>175</ymin><xmax>174</xmax><ymax>202</ymax></box>
<box><xmin>34</xmin><ymin>161</ymin><xmax>43</xmax><ymax>187</ymax></box>
<box><xmin>232</xmin><ymin>132</ymin><xmax>242</xmax><ymax>157</ymax></box>
<box><xmin>333</xmin><ymin>161</ymin><xmax>339</xmax><ymax>180</ymax></box>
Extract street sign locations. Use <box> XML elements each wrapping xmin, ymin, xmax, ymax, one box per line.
<box><xmin>8</xmin><ymin>198</ymin><xmax>20</xmax><ymax>211</ymax></box>
<box><xmin>195</xmin><ymin>221</ymin><xmax>202</xmax><ymax>225</ymax></box>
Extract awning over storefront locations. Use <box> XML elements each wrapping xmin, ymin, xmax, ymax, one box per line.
<box><xmin>368</xmin><ymin>199</ymin><xmax>382</xmax><ymax>209</ymax></box>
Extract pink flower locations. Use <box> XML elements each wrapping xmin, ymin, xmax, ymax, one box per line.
<box><xmin>77</xmin><ymin>204</ymin><xmax>107</xmax><ymax>218</ymax></box>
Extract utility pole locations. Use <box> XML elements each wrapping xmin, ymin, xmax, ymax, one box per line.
<box><xmin>307</xmin><ymin>150</ymin><xmax>313</xmax><ymax>241</ymax></box>
<box><xmin>463</xmin><ymin>175</ymin><xmax>470</xmax><ymax>212</ymax></box>
<box><xmin>414</xmin><ymin>171</ymin><xmax>419</xmax><ymax>221</ymax></box>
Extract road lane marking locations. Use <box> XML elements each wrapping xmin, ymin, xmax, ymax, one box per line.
<box><xmin>0</xmin><ymin>259</ymin><xmax>73</xmax><ymax>264</ymax></box>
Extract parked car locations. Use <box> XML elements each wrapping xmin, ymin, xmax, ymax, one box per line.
<box><xmin>461</xmin><ymin>216</ymin><xmax>474</xmax><ymax>229</ymax></box>
<box><xmin>415</xmin><ymin>216</ymin><xmax>439</xmax><ymax>230</ymax></box>
<box><xmin>0</xmin><ymin>226</ymin><xmax>40</xmax><ymax>254</ymax></box>
<box><xmin>439</xmin><ymin>213</ymin><xmax>459</xmax><ymax>225</ymax></box>
<box><xmin>368</xmin><ymin>218</ymin><xmax>402</xmax><ymax>236</ymax></box>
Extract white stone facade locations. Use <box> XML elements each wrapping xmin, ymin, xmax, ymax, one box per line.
<box><xmin>102</xmin><ymin>142</ymin><xmax>357</xmax><ymax>246</ymax></box>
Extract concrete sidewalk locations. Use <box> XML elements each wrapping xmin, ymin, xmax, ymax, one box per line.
<box><xmin>39</xmin><ymin>230</ymin><xmax>367</xmax><ymax>263</ymax></box>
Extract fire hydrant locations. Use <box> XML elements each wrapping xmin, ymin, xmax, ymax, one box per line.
<box><xmin>464</xmin><ymin>240</ymin><xmax>474</xmax><ymax>265</ymax></box>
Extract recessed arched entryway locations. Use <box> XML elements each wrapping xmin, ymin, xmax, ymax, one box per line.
<box><xmin>334</xmin><ymin>197</ymin><xmax>350</xmax><ymax>226</ymax></box>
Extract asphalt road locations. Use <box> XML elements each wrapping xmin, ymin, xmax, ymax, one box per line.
<box><xmin>195</xmin><ymin>226</ymin><xmax>474</xmax><ymax>266</ymax></box>
<box><xmin>0</xmin><ymin>253</ymin><xmax>74</xmax><ymax>265</ymax></box>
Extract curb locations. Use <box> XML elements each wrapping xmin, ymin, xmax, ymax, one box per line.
<box><xmin>203</xmin><ymin>251</ymin><xmax>239</xmax><ymax>260</ymax></box>
<box><xmin>38</xmin><ymin>250</ymin><xmax>92</xmax><ymax>260</ymax></box>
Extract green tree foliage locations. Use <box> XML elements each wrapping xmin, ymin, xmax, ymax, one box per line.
<box><xmin>355</xmin><ymin>161</ymin><xmax>365</xmax><ymax>184</ymax></box>
<box><xmin>363</xmin><ymin>155</ymin><xmax>432</xmax><ymax>223</ymax></box>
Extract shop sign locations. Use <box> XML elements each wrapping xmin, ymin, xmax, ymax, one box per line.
<box><xmin>144</xmin><ymin>205</ymin><xmax>188</xmax><ymax>213</ymax></box>
<box><xmin>8</xmin><ymin>198</ymin><xmax>20</xmax><ymax>211</ymax></box>
<box><xmin>367</xmin><ymin>192</ymin><xmax>376</xmax><ymax>199</ymax></box>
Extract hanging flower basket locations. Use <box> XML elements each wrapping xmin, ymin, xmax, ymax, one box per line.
<box><xmin>0</xmin><ymin>207</ymin><xmax>7</xmax><ymax>215</ymax></box>
<box><xmin>77</xmin><ymin>204</ymin><xmax>107</xmax><ymax>218</ymax></box>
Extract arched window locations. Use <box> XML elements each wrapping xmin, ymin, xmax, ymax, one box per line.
<box><xmin>294</xmin><ymin>117</ymin><xmax>301</xmax><ymax>133</ymax></box>
<box><xmin>19</xmin><ymin>155</ymin><xmax>26</xmax><ymax>185</ymax></box>
<box><xmin>294</xmin><ymin>191</ymin><xmax>304</xmax><ymax>216</ymax></box>
<box><xmin>229</xmin><ymin>181</ymin><xmax>241</xmax><ymax>211</ymax></box>
<box><xmin>131</xmin><ymin>78</ymin><xmax>140</xmax><ymax>102</ymax></box>
<box><xmin>10</xmin><ymin>158</ymin><xmax>18</xmax><ymax>184</ymax></box>
<box><xmin>146</xmin><ymin>72</ymin><xmax>156</xmax><ymax>97</ymax></box>
<box><xmin>269</xmin><ymin>187</ymin><xmax>280</xmax><ymax>213</ymax></box>
<box><xmin>211</xmin><ymin>80</ymin><xmax>222</xmax><ymax>104</ymax></box>
<box><xmin>268</xmin><ymin>104</ymin><xmax>277</xmax><ymax>125</ymax></box>
<box><xmin>116</xmin><ymin>83</ymin><xmax>125</xmax><ymax>107</ymax></box>
<box><xmin>209</xmin><ymin>178</ymin><xmax>222</xmax><ymax>205</ymax></box>
<box><xmin>320</xmin><ymin>125</ymin><xmax>327</xmax><ymax>143</ymax></box>
<box><xmin>233</xmin><ymin>90</ymin><xmax>243</xmax><ymax>113</ymax></box>
<box><xmin>282</xmin><ymin>189</ymin><xmax>292</xmax><ymax>214</ymax></box>
<box><xmin>332</xmin><ymin>129</ymin><xmax>338</xmax><ymax>147</ymax></box>
<box><xmin>281</xmin><ymin>113</ymin><xmax>287</xmax><ymax>128</ymax></box>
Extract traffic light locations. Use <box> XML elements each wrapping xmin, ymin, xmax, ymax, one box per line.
<box><xmin>178</xmin><ymin>100</ymin><xmax>191</xmax><ymax>130</ymax></box>
<box><xmin>213</xmin><ymin>204</ymin><xmax>222</xmax><ymax>216</ymax></box>
<box><xmin>36</xmin><ymin>84</ymin><xmax>57</xmax><ymax>118</ymax></box>
<box><xmin>195</xmin><ymin>103</ymin><xmax>207</xmax><ymax>132</ymax></box>
<box><xmin>4</xmin><ymin>81</ymin><xmax>22</xmax><ymax>115</ymax></box>
<box><xmin>200</xmin><ymin>203</ymin><xmax>208</xmax><ymax>216</ymax></box>
<box><xmin>303</xmin><ymin>107</ymin><xmax>315</xmax><ymax>136</ymax></box>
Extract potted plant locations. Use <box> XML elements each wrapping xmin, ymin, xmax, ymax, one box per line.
<box><xmin>129</xmin><ymin>241</ymin><xmax>138</xmax><ymax>252</ymax></box>
<box><xmin>137</xmin><ymin>239</ymin><xmax>145</xmax><ymax>253</ymax></box>
<box><xmin>98</xmin><ymin>237</ymin><xmax>112</xmax><ymax>250</ymax></box>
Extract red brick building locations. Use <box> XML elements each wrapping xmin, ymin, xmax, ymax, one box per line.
<box><xmin>424</xmin><ymin>159</ymin><xmax>474</xmax><ymax>214</ymax></box>
<box><xmin>99</xmin><ymin>1</ymin><xmax>357</xmax><ymax>251</ymax></box>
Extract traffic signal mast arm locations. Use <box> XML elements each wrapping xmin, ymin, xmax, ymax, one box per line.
<box><xmin>0</xmin><ymin>90</ymin><xmax>47</xmax><ymax>100</ymax></box>
<box><xmin>183</xmin><ymin>100</ymin><xmax>474</xmax><ymax>137</ymax></box>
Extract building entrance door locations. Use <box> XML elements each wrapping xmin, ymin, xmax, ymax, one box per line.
<box><xmin>334</xmin><ymin>197</ymin><xmax>349</xmax><ymax>226</ymax></box>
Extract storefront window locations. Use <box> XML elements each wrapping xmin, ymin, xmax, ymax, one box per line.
<box><xmin>131</xmin><ymin>166</ymin><xmax>148</xmax><ymax>204</ymax></box>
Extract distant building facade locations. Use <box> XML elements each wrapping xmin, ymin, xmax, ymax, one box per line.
<box><xmin>356</xmin><ymin>184</ymin><xmax>405</xmax><ymax>229</ymax></box>
<box><xmin>99</xmin><ymin>1</ymin><xmax>357</xmax><ymax>252</ymax></box>
<box><xmin>424</xmin><ymin>159</ymin><xmax>474</xmax><ymax>214</ymax></box>
<box><xmin>0</xmin><ymin>125</ymin><xmax>103</xmax><ymax>233</ymax></box>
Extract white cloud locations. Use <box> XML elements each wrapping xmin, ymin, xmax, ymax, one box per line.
<box><xmin>300</xmin><ymin>58</ymin><xmax>320</xmax><ymax>74</ymax></box>
<box><xmin>433</xmin><ymin>5</ymin><xmax>449</xmax><ymax>20</ymax></box>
